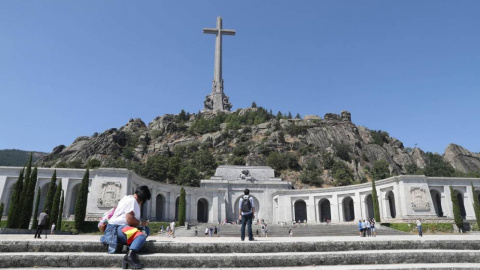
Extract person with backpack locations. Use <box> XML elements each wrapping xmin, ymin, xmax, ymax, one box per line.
<box><xmin>239</xmin><ymin>188</ymin><xmax>255</xmax><ymax>241</ymax></box>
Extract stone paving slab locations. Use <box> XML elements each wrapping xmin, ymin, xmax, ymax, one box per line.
<box><xmin>1</xmin><ymin>250</ymin><xmax>479</xmax><ymax>268</ymax></box>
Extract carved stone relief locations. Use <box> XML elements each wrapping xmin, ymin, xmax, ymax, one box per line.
<box><xmin>410</xmin><ymin>187</ymin><xmax>431</xmax><ymax>211</ymax></box>
<box><xmin>97</xmin><ymin>181</ymin><xmax>122</xmax><ymax>208</ymax></box>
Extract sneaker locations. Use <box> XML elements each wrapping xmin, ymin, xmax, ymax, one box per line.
<box><xmin>248</xmin><ymin>238</ymin><xmax>255</xmax><ymax>241</ymax></box>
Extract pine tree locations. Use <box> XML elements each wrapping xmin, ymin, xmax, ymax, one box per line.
<box><xmin>251</xmin><ymin>101</ymin><xmax>257</xmax><ymax>108</ymax></box>
<box><xmin>450</xmin><ymin>185</ymin><xmax>464</xmax><ymax>232</ymax></box>
<box><xmin>288</xmin><ymin>111</ymin><xmax>292</xmax><ymax>119</ymax></box>
<box><xmin>75</xmin><ymin>169</ymin><xmax>89</xmax><ymax>231</ymax></box>
<box><xmin>7</xmin><ymin>169</ymin><xmax>23</xmax><ymax>228</ymax></box>
<box><xmin>57</xmin><ymin>190</ymin><xmax>64</xmax><ymax>231</ymax></box>
<box><xmin>371</xmin><ymin>179</ymin><xmax>381</xmax><ymax>222</ymax></box>
<box><xmin>471</xmin><ymin>183</ymin><xmax>480</xmax><ymax>230</ymax></box>
<box><xmin>0</xmin><ymin>202</ymin><xmax>4</xmax><ymax>222</ymax></box>
<box><xmin>44</xmin><ymin>170</ymin><xmax>57</xmax><ymax>217</ymax></box>
<box><xmin>295</xmin><ymin>113</ymin><xmax>301</xmax><ymax>119</ymax></box>
<box><xmin>50</xmin><ymin>180</ymin><xmax>62</xmax><ymax>231</ymax></box>
<box><xmin>20</xmin><ymin>167</ymin><xmax>38</xmax><ymax>229</ymax></box>
<box><xmin>32</xmin><ymin>187</ymin><xmax>41</xmax><ymax>230</ymax></box>
<box><xmin>178</xmin><ymin>187</ymin><xmax>186</xmax><ymax>226</ymax></box>
<box><xmin>17</xmin><ymin>154</ymin><xmax>32</xmax><ymax>227</ymax></box>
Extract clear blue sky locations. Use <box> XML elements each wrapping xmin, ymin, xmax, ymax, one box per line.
<box><xmin>1</xmin><ymin>1</ymin><xmax>479</xmax><ymax>154</ymax></box>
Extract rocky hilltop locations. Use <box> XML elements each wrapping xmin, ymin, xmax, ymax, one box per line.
<box><xmin>36</xmin><ymin>108</ymin><xmax>480</xmax><ymax>187</ymax></box>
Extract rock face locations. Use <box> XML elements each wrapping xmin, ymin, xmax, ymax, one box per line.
<box><xmin>444</xmin><ymin>144</ymin><xmax>480</xmax><ymax>173</ymax></box>
<box><xmin>36</xmin><ymin>109</ymin><xmax>479</xmax><ymax>182</ymax></box>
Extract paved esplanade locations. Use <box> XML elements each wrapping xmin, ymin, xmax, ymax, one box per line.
<box><xmin>203</xmin><ymin>16</ymin><xmax>234</xmax><ymax>112</ymax></box>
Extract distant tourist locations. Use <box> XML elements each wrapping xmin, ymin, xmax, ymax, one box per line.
<box><xmin>170</xmin><ymin>221</ymin><xmax>176</xmax><ymax>238</ymax></box>
<box><xmin>101</xmin><ymin>185</ymin><xmax>151</xmax><ymax>269</ymax></box>
<box><xmin>365</xmin><ymin>219</ymin><xmax>371</xmax><ymax>237</ymax></box>
<box><xmin>239</xmin><ymin>188</ymin><xmax>255</xmax><ymax>241</ymax></box>
<box><xmin>256</xmin><ymin>229</ymin><xmax>259</xmax><ymax>237</ymax></box>
<box><xmin>261</xmin><ymin>224</ymin><xmax>266</xmax><ymax>237</ymax></box>
<box><xmin>416</xmin><ymin>219</ymin><xmax>423</xmax><ymax>237</ymax></box>
<box><xmin>205</xmin><ymin>227</ymin><xmax>209</xmax><ymax>236</ymax></box>
<box><xmin>214</xmin><ymin>226</ymin><xmax>217</xmax><ymax>236</ymax></box>
<box><xmin>195</xmin><ymin>226</ymin><xmax>198</xmax><ymax>237</ymax></box>
<box><xmin>370</xmin><ymin>218</ymin><xmax>376</xmax><ymax>237</ymax></box>
<box><xmin>288</xmin><ymin>228</ymin><xmax>293</xmax><ymax>237</ymax></box>
<box><xmin>362</xmin><ymin>219</ymin><xmax>367</xmax><ymax>237</ymax></box>
<box><xmin>34</xmin><ymin>209</ymin><xmax>49</xmax><ymax>239</ymax></box>
<box><xmin>264</xmin><ymin>224</ymin><xmax>268</xmax><ymax>238</ymax></box>
<box><xmin>50</xmin><ymin>223</ymin><xmax>56</xmax><ymax>235</ymax></box>
<box><xmin>358</xmin><ymin>220</ymin><xmax>363</xmax><ymax>237</ymax></box>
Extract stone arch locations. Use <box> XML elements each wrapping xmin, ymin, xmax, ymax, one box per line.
<box><xmin>453</xmin><ymin>190</ymin><xmax>467</xmax><ymax>219</ymax></box>
<box><xmin>365</xmin><ymin>194</ymin><xmax>374</xmax><ymax>219</ymax></box>
<box><xmin>197</xmin><ymin>198</ymin><xmax>209</xmax><ymax>223</ymax></box>
<box><xmin>430</xmin><ymin>189</ymin><xmax>443</xmax><ymax>217</ymax></box>
<box><xmin>68</xmin><ymin>183</ymin><xmax>81</xmax><ymax>216</ymax></box>
<box><xmin>234</xmin><ymin>195</ymin><xmax>260</xmax><ymax>221</ymax></box>
<box><xmin>2</xmin><ymin>180</ymin><xmax>16</xmax><ymax>216</ymax></box>
<box><xmin>342</xmin><ymin>196</ymin><xmax>355</xmax><ymax>221</ymax></box>
<box><xmin>386</xmin><ymin>191</ymin><xmax>396</xmax><ymax>218</ymax></box>
<box><xmin>175</xmin><ymin>197</ymin><xmax>179</xmax><ymax>221</ymax></box>
<box><xmin>155</xmin><ymin>194</ymin><xmax>165</xmax><ymax>221</ymax></box>
<box><xmin>319</xmin><ymin>199</ymin><xmax>331</xmax><ymax>222</ymax></box>
<box><xmin>294</xmin><ymin>199</ymin><xmax>307</xmax><ymax>222</ymax></box>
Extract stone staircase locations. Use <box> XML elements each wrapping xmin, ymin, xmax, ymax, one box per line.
<box><xmin>175</xmin><ymin>223</ymin><xmax>407</xmax><ymax>237</ymax></box>
<box><xmin>1</xmin><ymin>237</ymin><xmax>480</xmax><ymax>268</ymax></box>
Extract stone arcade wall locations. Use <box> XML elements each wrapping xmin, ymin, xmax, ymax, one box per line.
<box><xmin>1</xmin><ymin>166</ymin><xmax>479</xmax><ymax>225</ymax></box>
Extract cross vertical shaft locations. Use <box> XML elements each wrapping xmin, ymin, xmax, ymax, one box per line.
<box><xmin>203</xmin><ymin>17</ymin><xmax>235</xmax><ymax>112</ymax></box>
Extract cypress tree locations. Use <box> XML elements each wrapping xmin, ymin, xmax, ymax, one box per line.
<box><xmin>0</xmin><ymin>202</ymin><xmax>4</xmax><ymax>222</ymax></box>
<box><xmin>32</xmin><ymin>187</ymin><xmax>41</xmax><ymax>230</ymax></box>
<box><xmin>17</xmin><ymin>154</ymin><xmax>32</xmax><ymax>227</ymax></box>
<box><xmin>7</xmin><ymin>169</ymin><xmax>24</xmax><ymax>228</ymax></box>
<box><xmin>74</xmin><ymin>169</ymin><xmax>89</xmax><ymax>231</ymax></box>
<box><xmin>20</xmin><ymin>167</ymin><xmax>38</xmax><ymax>229</ymax></box>
<box><xmin>57</xmin><ymin>190</ymin><xmax>64</xmax><ymax>231</ymax></box>
<box><xmin>44</xmin><ymin>170</ymin><xmax>57</xmax><ymax>218</ymax></box>
<box><xmin>50</xmin><ymin>180</ymin><xmax>62</xmax><ymax>231</ymax></box>
<box><xmin>178</xmin><ymin>187</ymin><xmax>186</xmax><ymax>226</ymax></box>
<box><xmin>449</xmin><ymin>185</ymin><xmax>464</xmax><ymax>232</ymax></box>
<box><xmin>371</xmin><ymin>179</ymin><xmax>381</xmax><ymax>222</ymax></box>
<box><xmin>471</xmin><ymin>183</ymin><xmax>480</xmax><ymax>230</ymax></box>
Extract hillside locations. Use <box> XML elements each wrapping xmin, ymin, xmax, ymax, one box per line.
<box><xmin>0</xmin><ymin>149</ymin><xmax>46</xmax><ymax>166</ymax></box>
<box><xmin>35</xmin><ymin>107</ymin><xmax>480</xmax><ymax>188</ymax></box>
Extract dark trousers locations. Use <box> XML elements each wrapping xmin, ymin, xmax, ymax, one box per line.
<box><xmin>34</xmin><ymin>225</ymin><xmax>45</xmax><ymax>238</ymax></box>
<box><xmin>240</xmin><ymin>213</ymin><xmax>253</xmax><ymax>241</ymax></box>
<box><xmin>418</xmin><ymin>225</ymin><xmax>423</xmax><ymax>237</ymax></box>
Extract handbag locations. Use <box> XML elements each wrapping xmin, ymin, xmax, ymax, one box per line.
<box><xmin>98</xmin><ymin>207</ymin><xmax>116</xmax><ymax>232</ymax></box>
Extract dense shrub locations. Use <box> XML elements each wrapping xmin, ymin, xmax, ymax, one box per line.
<box><xmin>284</xmin><ymin>125</ymin><xmax>309</xmax><ymax>136</ymax></box>
<box><xmin>370</xmin><ymin>130</ymin><xmax>390</xmax><ymax>146</ymax></box>
<box><xmin>371</xmin><ymin>160</ymin><xmax>390</xmax><ymax>180</ymax></box>
<box><xmin>331</xmin><ymin>161</ymin><xmax>354</xmax><ymax>186</ymax></box>
<box><xmin>300</xmin><ymin>159</ymin><xmax>323</xmax><ymax>186</ymax></box>
<box><xmin>333</xmin><ymin>143</ymin><xmax>351</xmax><ymax>162</ymax></box>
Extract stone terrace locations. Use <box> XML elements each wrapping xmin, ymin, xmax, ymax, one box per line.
<box><xmin>1</xmin><ymin>234</ymin><xmax>480</xmax><ymax>269</ymax></box>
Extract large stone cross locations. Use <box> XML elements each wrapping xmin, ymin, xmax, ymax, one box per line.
<box><xmin>203</xmin><ymin>17</ymin><xmax>235</xmax><ymax>112</ymax></box>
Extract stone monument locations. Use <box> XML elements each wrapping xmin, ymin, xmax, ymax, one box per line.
<box><xmin>203</xmin><ymin>17</ymin><xmax>234</xmax><ymax>112</ymax></box>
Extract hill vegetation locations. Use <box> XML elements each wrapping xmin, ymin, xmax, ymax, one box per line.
<box><xmin>0</xmin><ymin>149</ymin><xmax>46</xmax><ymax>166</ymax></box>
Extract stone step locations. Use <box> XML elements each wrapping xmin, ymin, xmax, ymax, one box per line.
<box><xmin>1</xmin><ymin>250</ymin><xmax>479</xmax><ymax>268</ymax></box>
<box><xmin>1</xmin><ymin>239</ymin><xmax>479</xmax><ymax>254</ymax></box>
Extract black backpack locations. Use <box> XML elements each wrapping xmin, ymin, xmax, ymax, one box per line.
<box><xmin>241</xmin><ymin>196</ymin><xmax>251</xmax><ymax>212</ymax></box>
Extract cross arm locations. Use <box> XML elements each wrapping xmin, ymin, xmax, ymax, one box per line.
<box><xmin>203</xmin><ymin>28</ymin><xmax>218</xmax><ymax>34</ymax></box>
<box><xmin>221</xmin><ymin>29</ymin><xmax>236</xmax><ymax>36</ymax></box>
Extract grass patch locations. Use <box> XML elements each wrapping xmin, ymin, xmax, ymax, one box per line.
<box><xmin>382</xmin><ymin>222</ymin><xmax>454</xmax><ymax>233</ymax></box>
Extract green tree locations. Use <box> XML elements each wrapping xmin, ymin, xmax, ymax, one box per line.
<box><xmin>7</xmin><ymin>169</ymin><xmax>24</xmax><ymax>228</ymax></box>
<box><xmin>44</xmin><ymin>170</ymin><xmax>57</xmax><ymax>218</ymax></box>
<box><xmin>449</xmin><ymin>185</ymin><xmax>464</xmax><ymax>232</ymax></box>
<box><xmin>333</xmin><ymin>143</ymin><xmax>351</xmax><ymax>162</ymax></box>
<box><xmin>424</xmin><ymin>153</ymin><xmax>455</xmax><ymax>177</ymax></box>
<box><xmin>295</xmin><ymin>113</ymin><xmax>301</xmax><ymax>119</ymax></box>
<box><xmin>17</xmin><ymin>154</ymin><xmax>33</xmax><ymax>227</ymax></box>
<box><xmin>143</xmin><ymin>154</ymin><xmax>169</xmax><ymax>182</ymax></box>
<box><xmin>251</xmin><ymin>101</ymin><xmax>257</xmax><ymax>108</ymax></box>
<box><xmin>471</xmin><ymin>183</ymin><xmax>480</xmax><ymax>230</ymax></box>
<box><xmin>178</xmin><ymin>187</ymin><xmax>186</xmax><ymax>225</ymax></box>
<box><xmin>405</xmin><ymin>163</ymin><xmax>422</xmax><ymax>175</ymax></box>
<box><xmin>177</xmin><ymin>165</ymin><xmax>200</xmax><ymax>187</ymax></box>
<box><xmin>0</xmin><ymin>202</ymin><xmax>4</xmax><ymax>223</ymax></box>
<box><xmin>50</xmin><ymin>180</ymin><xmax>62</xmax><ymax>231</ymax></box>
<box><xmin>332</xmin><ymin>161</ymin><xmax>354</xmax><ymax>186</ymax></box>
<box><xmin>85</xmin><ymin>158</ymin><xmax>101</xmax><ymax>169</ymax></box>
<box><xmin>20</xmin><ymin>166</ymin><xmax>37</xmax><ymax>229</ymax></box>
<box><xmin>74</xmin><ymin>169</ymin><xmax>90</xmax><ymax>231</ymax></box>
<box><xmin>300</xmin><ymin>159</ymin><xmax>323</xmax><ymax>186</ymax></box>
<box><xmin>267</xmin><ymin>152</ymin><xmax>287</xmax><ymax>172</ymax></box>
<box><xmin>32</xmin><ymin>187</ymin><xmax>41</xmax><ymax>230</ymax></box>
<box><xmin>57</xmin><ymin>190</ymin><xmax>64</xmax><ymax>231</ymax></box>
<box><xmin>371</xmin><ymin>160</ymin><xmax>390</xmax><ymax>180</ymax></box>
<box><xmin>370</xmin><ymin>130</ymin><xmax>390</xmax><ymax>146</ymax></box>
<box><xmin>371</xmin><ymin>179</ymin><xmax>381</xmax><ymax>222</ymax></box>
<box><xmin>322</xmin><ymin>152</ymin><xmax>335</xmax><ymax>170</ymax></box>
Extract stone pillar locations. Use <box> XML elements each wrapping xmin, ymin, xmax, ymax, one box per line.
<box><xmin>394</xmin><ymin>183</ymin><xmax>404</xmax><ymax>218</ymax></box>
<box><xmin>314</xmin><ymin>199</ymin><xmax>320</xmax><ymax>223</ymax></box>
<box><xmin>466</xmin><ymin>185</ymin><xmax>475</xmax><ymax>219</ymax></box>
<box><xmin>168</xmin><ymin>192</ymin><xmax>175</xmax><ymax>221</ymax></box>
<box><xmin>307</xmin><ymin>196</ymin><xmax>315</xmax><ymax>224</ymax></box>
<box><xmin>331</xmin><ymin>194</ymin><xmax>339</xmax><ymax>223</ymax></box>
<box><xmin>354</xmin><ymin>192</ymin><xmax>362</xmax><ymax>220</ymax></box>
<box><xmin>444</xmin><ymin>185</ymin><xmax>453</xmax><ymax>218</ymax></box>
<box><xmin>186</xmin><ymin>193</ymin><xmax>192</xmax><ymax>223</ymax></box>
<box><xmin>212</xmin><ymin>195</ymin><xmax>219</xmax><ymax>223</ymax></box>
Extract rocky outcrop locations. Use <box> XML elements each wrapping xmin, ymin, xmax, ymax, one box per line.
<box><xmin>36</xmin><ymin>109</ymin><xmax>479</xmax><ymax>182</ymax></box>
<box><xmin>444</xmin><ymin>144</ymin><xmax>480</xmax><ymax>173</ymax></box>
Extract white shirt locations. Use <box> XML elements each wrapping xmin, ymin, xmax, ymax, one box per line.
<box><xmin>170</xmin><ymin>221</ymin><xmax>175</xmax><ymax>231</ymax></box>
<box><xmin>416</xmin><ymin>220</ymin><xmax>422</xmax><ymax>226</ymax></box>
<box><xmin>108</xmin><ymin>195</ymin><xmax>141</xmax><ymax>226</ymax></box>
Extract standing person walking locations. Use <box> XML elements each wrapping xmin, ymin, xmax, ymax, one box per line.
<box><xmin>50</xmin><ymin>223</ymin><xmax>56</xmax><ymax>235</ymax></box>
<box><xmin>416</xmin><ymin>219</ymin><xmax>423</xmax><ymax>237</ymax></box>
<box><xmin>170</xmin><ymin>221</ymin><xmax>176</xmax><ymax>238</ymax></box>
<box><xmin>34</xmin><ymin>209</ymin><xmax>49</xmax><ymax>239</ymax></box>
<box><xmin>239</xmin><ymin>188</ymin><xmax>255</xmax><ymax>241</ymax></box>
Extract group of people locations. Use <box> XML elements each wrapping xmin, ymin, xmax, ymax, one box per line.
<box><xmin>159</xmin><ymin>221</ymin><xmax>176</xmax><ymax>238</ymax></box>
<box><xmin>358</xmin><ymin>218</ymin><xmax>376</xmax><ymax>237</ymax></box>
<box><xmin>204</xmin><ymin>225</ymin><xmax>219</xmax><ymax>237</ymax></box>
<box><xmin>255</xmin><ymin>223</ymin><xmax>268</xmax><ymax>238</ymax></box>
